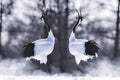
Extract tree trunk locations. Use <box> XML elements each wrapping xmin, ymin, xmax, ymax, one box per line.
<box><xmin>113</xmin><ymin>0</ymin><xmax>120</xmax><ymax>59</ymax></box>
<box><xmin>47</xmin><ymin>0</ymin><xmax>78</xmax><ymax>73</ymax></box>
<box><xmin>59</xmin><ymin>0</ymin><xmax>78</xmax><ymax>73</ymax></box>
<box><xmin>0</xmin><ymin>0</ymin><xmax>5</xmax><ymax>58</ymax></box>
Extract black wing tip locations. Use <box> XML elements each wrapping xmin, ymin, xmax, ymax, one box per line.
<box><xmin>85</xmin><ymin>40</ymin><xmax>100</xmax><ymax>56</ymax></box>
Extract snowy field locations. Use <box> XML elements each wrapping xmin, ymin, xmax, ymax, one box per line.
<box><xmin>0</xmin><ymin>59</ymin><xmax>120</xmax><ymax>80</ymax></box>
<box><xmin>1</xmin><ymin>75</ymin><xmax>120</xmax><ymax>80</ymax></box>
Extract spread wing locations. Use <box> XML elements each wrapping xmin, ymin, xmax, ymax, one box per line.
<box><xmin>32</xmin><ymin>40</ymin><xmax>54</xmax><ymax>64</ymax></box>
<box><xmin>24</xmin><ymin>43</ymin><xmax>34</xmax><ymax>57</ymax></box>
<box><xmin>69</xmin><ymin>41</ymin><xmax>90</xmax><ymax>65</ymax></box>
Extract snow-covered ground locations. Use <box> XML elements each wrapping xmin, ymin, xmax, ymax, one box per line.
<box><xmin>0</xmin><ymin>58</ymin><xmax>120</xmax><ymax>80</ymax></box>
<box><xmin>1</xmin><ymin>75</ymin><xmax>120</xmax><ymax>80</ymax></box>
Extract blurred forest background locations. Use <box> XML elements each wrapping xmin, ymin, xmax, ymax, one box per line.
<box><xmin>0</xmin><ymin>0</ymin><xmax>119</xmax><ymax>60</ymax></box>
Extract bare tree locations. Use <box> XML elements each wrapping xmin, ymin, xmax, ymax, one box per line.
<box><xmin>0</xmin><ymin>0</ymin><xmax>14</xmax><ymax>58</ymax></box>
<box><xmin>42</xmin><ymin>0</ymin><xmax>84</xmax><ymax>73</ymax></box>
<box><xmin>0</xmin><ymin>0</ymin><xmax>4</xmax><ymax>58</ymax></box>
<box><xmin>113</xmin><ymin>0</ymin><xmax>120</xmax><ymax>59</ymax></box>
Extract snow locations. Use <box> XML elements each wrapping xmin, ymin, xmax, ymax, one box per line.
<box><xmin>0</xmin><ymin>75</ymin><xmax>120</xmax><ymax>80</ymax></box>
<box><xmin>0</xmin><ymin>58</ymin><xmax>120</xmax><ymax>80</ymax></box>
<box><xmin>13</xmin><ymin>0</ymin><xmax>42</xmax><ymax>24</ymax></box>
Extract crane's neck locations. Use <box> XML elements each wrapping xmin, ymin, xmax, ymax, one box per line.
<box><xmin>69</xmin><ymin>21</ymin><xmax>83</xmax><ymax>42</ymax></box>
<box><xmin>47</xmin><ymin>30</ymin><xmax>55</xmax><ymax>42</ymax></box>
<box><xmin>69</xmin><ymin>31</ymin><xmax>76</xmax><ymax>43</ymax></box>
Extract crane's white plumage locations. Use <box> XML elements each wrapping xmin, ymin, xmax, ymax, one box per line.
<box><xmin>27</xmin><ymin>30</ymin><xmax>55</xmax><ymax>64</ymax></box>
<box><xmin>69</xmin><ymin>31</ymin><xmax>94</xmax><ymax>65</ymax></box>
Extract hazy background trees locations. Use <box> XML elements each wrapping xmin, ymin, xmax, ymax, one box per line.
<box><xmin>0</xmin><ymin>0</ymin><xmax>119</xmax><ymax>60</ymax></box>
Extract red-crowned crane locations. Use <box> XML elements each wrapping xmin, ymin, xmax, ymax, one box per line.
<box><xmin>69</xmin><ymin>11</ymin><xmax>99</xmax><ymax>65</ymax></box>
<box><xmin>24</xmin><ymin>15</ymin><xmax>55</xmax><ymax>64</ymax></box>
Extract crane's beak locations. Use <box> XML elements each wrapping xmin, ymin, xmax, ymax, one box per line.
<box><xmin>79</xmin><ymin>19</ymin><xmax>82</xmax><ymax>24</ymax></box>
<box><xmin>80</xmin><ymin>19</ymin><xmax>82</xmax><ymax>22</ymax></box>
